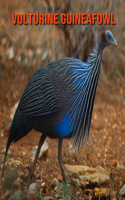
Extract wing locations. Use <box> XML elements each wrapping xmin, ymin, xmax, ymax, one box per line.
<box><xmin>18</xmin><ymin>57</ymin><xmax>83</xmax><ymax>117</ymax></box>
<box><xmin>18</xmin><ymin>65</ymin><xmax>59</xmax><ymax>116</ymax></box>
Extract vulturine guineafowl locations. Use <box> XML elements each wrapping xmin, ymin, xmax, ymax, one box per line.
<box><xmin>2</xmin><ymin>30</ymin><xmax>117</xmax><ymax>197</ymax></box>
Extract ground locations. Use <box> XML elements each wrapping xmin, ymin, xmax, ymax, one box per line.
<box><xmin>0</xmin><ymin>63</ymin><xmax>125</xmax><ymax>200</ymax></box>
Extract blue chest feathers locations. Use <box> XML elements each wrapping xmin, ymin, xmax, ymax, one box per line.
<box><xmin>56</xmin><ymin>112</ymin><xmax>75</xmax><ymax>137</ymax></box>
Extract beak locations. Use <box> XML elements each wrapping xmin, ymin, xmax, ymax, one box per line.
<box><xmin>113</xmin><ymin>39</ymin><xmax>117</xmax><ymax>47</ymax></box>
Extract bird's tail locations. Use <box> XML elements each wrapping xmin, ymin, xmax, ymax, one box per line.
<box><xmin>2</xmin><ymin>110</ymin><xmax>32</xmax><ymax>177</ymax></box>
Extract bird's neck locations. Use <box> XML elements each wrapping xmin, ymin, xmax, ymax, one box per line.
<box><xmin>97</xmin><ymin>38</ymin><xmax>106</xmax><ymax>55</ymax></box>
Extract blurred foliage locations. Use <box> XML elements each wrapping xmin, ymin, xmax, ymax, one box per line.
<box><xmin>0</xmin><ymin>0</ymin><xmax>125</xmax><ymax>77</ymax></box>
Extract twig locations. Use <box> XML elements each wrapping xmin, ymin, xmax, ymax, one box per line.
<box><xmin>116</xmin><ymin>70</ymin><xmax>125</xmax><ymax>83</ymax></box>
<box><xmin>1</xmin><ymin>18</ymin><xmax>17</xmax><ymax>44</ymax></box>
<box><xmin>97</xmin><ymin>88</ymin><xmax>125</xmax><ymax>105</ymax></box>
<box><xmin>73</xmin><ymin>35</ymin><xmax>87</xmax><ymax>58</ymax></box>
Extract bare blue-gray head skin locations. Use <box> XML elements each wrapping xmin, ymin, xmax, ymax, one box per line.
<box><xmin>98</xmin><ymin>30</ymin><xmax>117</xmax><ymax>54</ymax></box>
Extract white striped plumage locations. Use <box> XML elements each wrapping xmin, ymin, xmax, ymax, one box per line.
<box><xmin>67</xmin><ymin>49</ymin><xmax>102</xmax><ymax>152</ymax></box>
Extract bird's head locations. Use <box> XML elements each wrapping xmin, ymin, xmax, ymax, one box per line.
<box><xmin>101</xmin><ymin>30</ymin><xmax>117</xmax><ymax>47</ymax></box>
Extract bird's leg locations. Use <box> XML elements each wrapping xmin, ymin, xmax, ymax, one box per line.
<box><xmin>26</xmin><ymin>134</ymin><xmax>46</xmax><ymax>188</ymax></box>
<box><xmin>58</xmin><ymin>138</ymin><xmax>71</xmax><ymax>199</ymax></box>
<box><xmin>58</xmin><ymin>138</ymin><xmax>67</xmax><ymax>183</ymax></box>
<box><xmin>58</xmin><ymin>138</ymin><xmax>78</xmax><ymax>200</ymax></box>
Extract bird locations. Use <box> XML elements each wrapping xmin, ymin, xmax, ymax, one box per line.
<box><xmin>2</xmin><ymin>30</ymin><xmax>117</xmax><ymax>196</ymax></box>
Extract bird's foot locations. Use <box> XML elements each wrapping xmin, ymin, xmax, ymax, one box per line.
<box><xmin>26</xmin><ymin>165</ymin><xmax>34</xmax><ymax>188</ymax></box>
<box><xmin>63</xmin><ymin>184</ymin><xmax>78</xmax><ymax>200</ymax></box>
<box><xmin>63</xmin><ymin>193</ymin><xmax>78</xmax><ymax>200</ymax></box>
<box><xmin>71</xmin><ymin>194</ymin><xmax>78</xmax><ymax>200</ymax></box>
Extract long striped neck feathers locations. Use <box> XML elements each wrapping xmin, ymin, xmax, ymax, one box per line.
<box><xmin>70</xmin><ymin>47</ymin><xmax>102</xmax><ymax>153</ymax></box>
<box><xmin>87</xmin><ymin>47</ymin><xmax>102</xmax><ymax>67</ymax></box>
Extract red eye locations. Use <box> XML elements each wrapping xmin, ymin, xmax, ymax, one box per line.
<box><xmin>108</xmin><ymin>35</ymin><xmax>111</xmax><ymax>39</ymax></box>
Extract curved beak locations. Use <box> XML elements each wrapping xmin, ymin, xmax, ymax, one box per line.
<box><xmin>113</xmin><ymin>38</ymin><xmax>117</xmax><ymax>47</ymax></box>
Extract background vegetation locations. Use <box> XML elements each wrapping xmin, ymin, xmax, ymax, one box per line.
<box><xmin>0</xmin><ymin>0</ymin><xmax>125</xmax><ymax>76</ymax></box>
